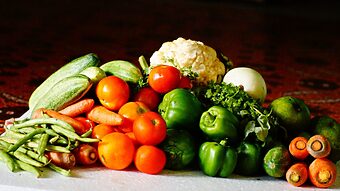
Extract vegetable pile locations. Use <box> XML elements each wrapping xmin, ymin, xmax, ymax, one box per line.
<box><xmin>0</xmin><ymin>37</ymin><xmax>338</xmax><ymax>188</ymax></box>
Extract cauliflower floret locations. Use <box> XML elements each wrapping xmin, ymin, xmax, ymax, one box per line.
<box><xmin>150</xmin><ymin>37</ymin><xmax>226</xmax><ymax>85</ymax></box>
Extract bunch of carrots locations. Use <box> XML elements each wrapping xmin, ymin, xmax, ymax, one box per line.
<box><xmin>287</xmin><ymin>135</ymin><xmax>337</xmax><ymax>188</ymax></box>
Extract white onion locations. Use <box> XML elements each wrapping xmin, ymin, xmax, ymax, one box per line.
<box><xmin>223</xmin><ymin>67</ymin><xmax>267</xmax><ymax>103</ymax></box>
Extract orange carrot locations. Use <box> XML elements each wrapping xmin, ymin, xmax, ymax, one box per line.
<box><xmin>289</xmin><ymin>137</ymin><xmax>309</xmax><ymax>160</ymax></box>
<box><xmin>286</xmin><ymin>162</ymin><xmax>309</xmax><ymax>187</ymax></box>
<box><xmin>86</xmin><ymin>105</ymin><xmax>124</xmax><ymax>126</ymax></box>
<box><xmin>307</xmin><ymin>135</ymin><xmax>331</xmax><ymax>159</ymax></box>
<box><xmin>32</xmin><ymin>108</ymin><xmax>85</xmax><ymax>134</ymax></box>
<box><xmin>309</xmin><ymin>158</ymin><xmax>337</xmax><ymax>188</ymax></box>
<box><xmin>58</xmin><ymin>98</ymin><xmax>95</xmax><ymax>117</ymax></box>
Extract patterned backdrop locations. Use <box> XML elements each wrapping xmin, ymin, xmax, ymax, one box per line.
<box><xmin>0</xmin><ymin>1</ymin><xmax>339</xmax><ymax>125</ymax></box>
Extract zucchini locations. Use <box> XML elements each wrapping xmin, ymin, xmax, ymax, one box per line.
<box><xmin>100</xmin><ymin>60</ymin><xmax>143</xmax><ymax>84</ymax></box>
<box><xmin>31</xmin><ymin>74</ymin><xmax>92</xmax><ymax>115</ymax></box>
<box><xmin>29</xmin><ymin>53</ymin><xmax>100</xmax><ymax>109</ymax></box>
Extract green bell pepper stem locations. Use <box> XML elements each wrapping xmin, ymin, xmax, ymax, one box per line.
<box><xmin>199</xmin><ymin>106</ymin><xmax>239</xmax><ymax>142</ymax></box>
<box><xmin>199</xmin><ymin>141</ymin><xmax>237</xmax><ymax>178</ymax></box>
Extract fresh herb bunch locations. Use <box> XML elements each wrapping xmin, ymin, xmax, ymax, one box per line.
<box><xmin>194</xmin><ymin>82</ymin><xmax>280</xmax><ymax>143</ymax></box>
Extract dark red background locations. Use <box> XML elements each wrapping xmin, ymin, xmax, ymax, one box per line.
<box><xmin>0</xmin><ymin>1</ymin><xmax>339</xmax><ymax>124</ymax></box>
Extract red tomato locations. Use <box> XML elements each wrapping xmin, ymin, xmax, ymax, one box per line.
<box><xmin>133</xmin><ymin>111</ymin><xmax>167</xmax><ymax>145</ymax></box>
<box><xmin>148</xmin><ymin>65</ymin><xmax>181</xmax><ymax>94</ymax></box>
<box><xmin>98</xmin><ymin>132</ymin><xmax>135</xmax><ymax>170</ymax></box>
<box><xmin>133</xmin><ymin>87</ymin><xmax>161</xmax><ymax>111</ymax></box>
<box><xmin>178</xmin><ymin>76</ymin><xmax>193</xmax><ymax>89</ymax></box>
<box><xmin>74</xmin><ymin>117</ymin><xmax>96</xmax><ymax>135</ymax></box>
<box><xmin>96</xmin><ymin>76</ymin><xmax>130</xmax><ymax>111</ymax></box>
<box><xmin>118</xmin><ymin>102</ymin><xmax>150</xmax><ymax>133</ymax></box>
<box><xmin>134</xmin><ymin>145</ymin><xmax>166</xmax><ymax>174</ymax></box>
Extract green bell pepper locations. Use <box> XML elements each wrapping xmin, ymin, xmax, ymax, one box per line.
<box><xmin>199</xmin><ymin>140</ymin><xmax>238</xmax><ymax>177</ymax></box>
<box><xmin>160</xmin><ymin>129</ymin><xmax>196</xmax><ymax>170</ymax></box>
<box><xmin>235</xmin><ymin>141</ymin><xmax>262</xmax><ymax>176</ymax></box>
<box><xmin>200</xmin><ymin>106</ymin><xmax>239</xmax><ymax>142</ymax></box>
<box><xmin>158</xmin><ymin>88</ymin><xmax>203</xmax><ymax>130</ymax></box>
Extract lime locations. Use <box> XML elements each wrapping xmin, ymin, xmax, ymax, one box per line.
<box><xmin>270</xmin><ymin>96</ymin><xmax>311</xmax><ymax>134</ymax></box>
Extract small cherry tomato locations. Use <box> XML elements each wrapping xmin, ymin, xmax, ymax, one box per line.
<box><xmin>91</xmin><ymin>124</ymin><xmax>117</xmax><ymax>147</ymax></box>
<box><xmin>148</xmin><ymin>65</ymin><xmax>181</xmax><ymax>94</ymax></box>
<box><xmin>133</xmin><ymin>87</ymin><xmax>161</xmax><ymax>110</ymax></box>
<box><xmin>98</xmin><ymin>132</ymin><xmax>135</xmax><ymax>170</ymax></box>
<box><xmin>74</xmin><ymin>117</ymin><xmax>96</xmax><ymax>135</ymax></box>
<box><xmin>133</xmin><ymin>111</ymin><xmax>167</xmax><ymax>145</ymax></box>
<box><xmin>178</xmin><ymin>76</ymin><xmax>193</xmax><ymax>89</ymax></box>
<box><xmin>134</xmin><ymin>145</ymin><xmax>166</xmax><ymax>174</ymax></box>
<box><xmin>96</xmin><ymin>76</ymin><xmax>130</xmax><ymax>111</ymax></box>
<box><xmin>118</xmin><ymin>102</ymin><xmax>150</xmax><ymax>133</ymax></box>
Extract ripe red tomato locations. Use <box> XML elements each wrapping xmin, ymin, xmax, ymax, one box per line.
<box><xmin>96</xmin><ymin>76</ymin><xmax>130</xmax><ymax>111</ymax></box>
<box><xmin>98</xmin><ymin>132</ymin><xmax>135</xmax><ymax>170</ymax></box>
<box><xmin>134</xmin><ymin>145</ymin><xmax>166</xmax><ymax>174</ymax></box>
<box><xmin>118</xmin><ymin>102</ymin><xmax>150</xmax><ymax>133</ymax></box>
<box><xmin>133</xmin><ymin>111</ymin><xmax>167</xmax><ymax>145</ymax></box>
<box><xmin>133</xmin><ymin>87</ymin><xmax>161</xmax><ymax>110</ymax></box>
<box><xmin>148</xmin><ymin>65</ymin><xmax>181</xmax><ymax>94</ymax></box>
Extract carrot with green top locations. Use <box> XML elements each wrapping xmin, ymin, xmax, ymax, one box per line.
<box><xmin>289</xmin><ymin>136</ymin><xmax>309</xmax><ymax>160</ymax></box>
<box><xmin>58</xmin><ymin>98</ymin><xmax>95</xmax><ymax>117</ymax></box>
<box><xmin>309</xmin><ymin>158</ymin><xmax>337</xmax><ymax>188</ymax></box>
<box><xmin>286</xmin><ymin>162</ymin><xmax>308</xmax><ymax>187</ymax></box>
<box><xmin>86</xmin><ymin>105</ymin><xmax>124</xmax><ymax>126</ymax></box>
<box><xmin>307</xmin><ymin>135</ymin><xmax>331</xmax><ymax>159</ymax></box>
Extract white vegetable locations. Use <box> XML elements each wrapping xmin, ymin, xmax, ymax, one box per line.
<box><xmin>223</xmin><ymin>67</ymin><xmax>267</xmax><ymax>103</ymax></box>
<box><xmin>150</xmin><ymin>37</ymin><xmax>225</xmax><ymax>85</ymax></box>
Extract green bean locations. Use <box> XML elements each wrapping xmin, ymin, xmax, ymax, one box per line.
<box><xmin>26</xmin><ymin>142</ymin><xmax>71</xmax><ymax>154</ymax></box>
<box><xmin>17</xmin><ymin>127</ymin><xmax>36</xmax><ymax>134</ymax></box>
<box><xmin>45</xmin><ymin>128</ymin><xmax>59</xmax><ymax>137</ymax></box>
<box><xmin>3</xmin><ymin>129</ymin><xmax>26</xmax><ymax>139</ymax></box>
<box><xmin>14</xmin><ymin>159</ymin><xmax>41</xmax><ymax>177</ymax></box>
<box><xmin>0</xmin><ymin>149</ymin><xmax>16</xmax><ymax>172</ymax></box>
<box><xmin>51</xmin><ymin>125</ymin><xmax>99</xmax><ymax>143</ymax></box>
<box><xmin>81</xmin><ymin>129</ymin><xmax>92</xmax><ymax>138</ymax></box>
<box><xmin>12</xmin><ymin>150</ymin><xmax>44</xmax><ymax>167</ymax></box>
<box><xmin>8</xmin><ymin>128</ymin><xmax>46</xmax><ymax>152</ymax></box>
<box><xmin>48</xmin><ymin>163</ymin><xmax>71</xmax><ymax>177</ymax></box>
<box><xmin>38</xmin><ymin>134</ymin><xmax>49</xmax><ymax>156</ymax></box>
<box><xmin>10</xmin><ymin>118</ymin><xmax>75</xmax><ymax>132</ymax></box>
<box><xmin>49</xmin><ymin>135</ymin><xmax>59</xmax><ymax>144</ymax></box>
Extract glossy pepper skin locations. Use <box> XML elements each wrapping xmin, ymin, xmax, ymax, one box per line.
<box><xmin>160</xmin><ymin>129</ymin><xmax>196</xmax><ymax>170</ymax></box>
<box><xmin>199</xmin><ymin>141</ymin><xmax>238</xmax><ymax>177</ymax></box>
<box><xmin>200</xmin><ymin>106</ymin><xmax>239</xmax><ymax>142</ymax></box>
<box><xmin>235</xmin><ymin>141</ymin><xmax>262</xmax><ymax>176</ymax></box>
<box><xmin>158</xmin><ymin>88</ymin><xmax>203</xmax><ymax>130</ymax></box>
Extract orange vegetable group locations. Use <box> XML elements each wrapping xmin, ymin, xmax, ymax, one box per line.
<box><xmin>98</xmin><ymin>132</ymin><xmax>135</xmax><ymax>170</ymax></box>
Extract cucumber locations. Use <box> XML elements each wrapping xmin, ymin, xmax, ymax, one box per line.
<box><xmin>31</xmin><ymin>74</ymin><xmax>92</xmax><ymax>116</ymax></box>
<box><xmin>80</xmin><ymin>66</ymin><xmax>106</xmax><ymax>83</ymax></box>
<box><xmin>100</xmin><ymin>60</ymin><xmax>143</xmax><ymax>84</ymax></box>
<box><xmin>29</xmin><ymin>53</ymin><xmax>100</xmax><ymax>109</ymax></box>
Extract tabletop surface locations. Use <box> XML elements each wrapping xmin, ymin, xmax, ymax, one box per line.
<box><xmin>0</xmin><ymin>0</ymin><xmax>339</xmax><ymax>190</ymax></box>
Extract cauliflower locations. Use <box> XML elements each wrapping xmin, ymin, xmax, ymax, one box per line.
<box><xmin>149</xmin><ymin>37</ymin><xmax>226</xmax><ymax>85</ymax></box>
